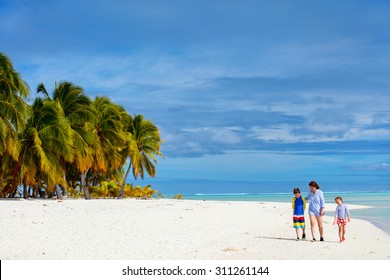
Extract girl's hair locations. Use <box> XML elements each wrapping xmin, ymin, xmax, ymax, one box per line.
<box><xmin>293</xmin><ymin>188</ymin><xmax>301</xmax><ymax>194</ymax></box>
<box><xmin>308</xmin><ymin>181</ymin><xmax>320</xmax><ymax>189</ymax></box>
<box><xmin>335</xmin><ymin>196</ymin><xmax>343</xmax><ymax>203</ymax></box>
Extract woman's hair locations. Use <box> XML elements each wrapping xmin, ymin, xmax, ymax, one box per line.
<box><xmin>293</xmin><ymin>188</ymin><xmax>301</xmax><ymax>194</ymax></box>
<box><xmin>335</xmin><ymin>196</ymin><xmax>343</xmax><ymax>203</ymax></box>
<box><xmin>308</xmin><ymin>181</ymin><xmax>320</xmax><ymax>189</ymax></box>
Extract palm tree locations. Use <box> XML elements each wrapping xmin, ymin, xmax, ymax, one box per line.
<box><xmin>0</xmin><ymin>53</ymin><xmax>31</xmax><ymax>197</ymax></box>
<box><xmin>89</xmin><ymin>96</ymin><xmax>127</xmax><ymax>190</ymax></box>
<box><xmin>18</xmin><ymin>97</ymin><xmax>74</xmax><ymax>198</ymax></box>
<box><xmin>118</xmin><ymin>114</ymin><xmax>164</xmax><ymax>199</ymax></box>
<box><xmin>0</xmin><ymin>52</ymin><xmax>30</xmax><ymax>161</ymax></box>
<box><xmin>37</xmin><ymin>81</ymin><xmax>95</xmax><ymax>199</ymax></box>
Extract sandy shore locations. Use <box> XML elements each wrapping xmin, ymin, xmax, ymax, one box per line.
<box><xmin>0</xmin><ymin>198</ymin><xmax>389</xmax><ymax>260</ymax></box>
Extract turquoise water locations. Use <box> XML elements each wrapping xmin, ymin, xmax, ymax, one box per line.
<box><xmin>179</xmin><ymin>191</ymin><xmax>390</xmax><ymax>235</ymax></box>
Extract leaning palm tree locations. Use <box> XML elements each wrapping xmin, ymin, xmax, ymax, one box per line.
<box><xmin>0</xmin><ymin>52</ymin><xmax>30</xmax><ymax>161</ymax></box>
<box><xmin>37</xmin><ymin>81</ymin><xmax>96</xmax><ymax>199</ymax></box>
<box><xmin>90</xmin><ymin>96</ymin><xmax>127</xmax><ymax>189</ymax></box>
<box><xmin>118</xmin><ymin>114</ymin><xmax>164</xmax><ymax>199</ymax></box>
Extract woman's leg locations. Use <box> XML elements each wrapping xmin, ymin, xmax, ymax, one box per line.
<box><xmin>316</xmin><ymin>216</ymin><xmax>324</xmax><ymax>239</ymax></box>
<box><xmin>310</xmin><ymin>215</ymin><xmax>316</xmax><ymax>240</ymax></box>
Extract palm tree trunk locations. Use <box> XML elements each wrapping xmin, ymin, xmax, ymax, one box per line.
<box><xmin>118</xmin><ymin>162</ymin><xmax>132</xmax><ymax>199</ymax></box>
<box><xmin>11</xmin><ymin>162</ymin><xmax>21</xmax><ymax>197</ymax></box>
<box><xmin>62</xmin><ymin>171</ymin><xmax>68</xmax><ymax>197</ymax></box>
<box><xmin>81</xmin><ymin>169</ymin><xmax>91</xmax><ymax>199</ymax></box>
<box><xmin>34</xmin><ymin>183</ymin><xmax>39</xmax><ymax>198</ymax></box>
<box><xmin>56</xmin><ymin>185</ymin><xmax>64</xmax><ymax>200</ymax></box>
<box><xmin>23</xmin><ymin>184</ymin><xmax>28</xmax><ymax>199</ymax></box>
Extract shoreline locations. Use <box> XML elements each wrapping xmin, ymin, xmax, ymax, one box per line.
<box><xmin>0</xmin><ymin>199</ymin><xmax>389</xmax><ymax>260</ymax></box>
<box><xmin>178</xmin><ymin>191</ymin><xmax>390</xmax><ymax>235</ymax></box>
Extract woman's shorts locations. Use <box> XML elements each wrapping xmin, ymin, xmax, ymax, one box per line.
<box><xmin>308</xmin><ymin>209</ymin><xmax>320</xmax><ymax>217</ymax></box>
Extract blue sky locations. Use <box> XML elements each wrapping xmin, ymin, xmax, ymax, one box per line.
<box><xmin>1</xmin><ymin>0</ymin><xmax>389</xmax><ymax>194</ymax></box>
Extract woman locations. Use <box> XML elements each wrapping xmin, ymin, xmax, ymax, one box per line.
<box><xmin>305</xmin><ymin>181</ymin><xmax>326</xmax><ymax>241</ymax></box>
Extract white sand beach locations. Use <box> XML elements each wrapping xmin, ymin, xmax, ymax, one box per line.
<box><xmin>0</xmin><ymin>198</ymin><xmax>389</xmax><ymax>260</ymax></box>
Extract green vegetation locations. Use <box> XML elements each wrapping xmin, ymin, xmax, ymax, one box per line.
<box><xmin>0</xmin><ymin>52</ymin><xmax>164</xmax><ymax>199</ymax></box>
<box><xmin>89</xmin><ymin>181</ymin><xmax>157</xmax><ymax>199</ymax></box>
<box><xmin>172</xmin><ymin>194</ymin><xmax>183</xmax><ymax>199</ymax></box>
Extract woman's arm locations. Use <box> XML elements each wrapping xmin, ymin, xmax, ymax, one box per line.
<box><xmin>305</xmin><ymin>192</ymin><xmax>311</xmax><ymax>201</ymax></box>
<box><xmin>333</xmin><ymin>207</ymin><xmax>338</xmax><ymax>225</ymax></box>
<box><xmin>319</xmin><ymin>191</ymin><xmax>326</xmax><ymax>216</ymax></box>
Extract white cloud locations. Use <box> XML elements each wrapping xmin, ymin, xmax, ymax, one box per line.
<box><xmin>349</xmin><ymin>163</ymin><xmax>390</xmax><ymax>171</ymax></box>
<box><xmin>183</xmin><ymin>127</ymin><xmax>243</xmax><ymax>145</ymax></box>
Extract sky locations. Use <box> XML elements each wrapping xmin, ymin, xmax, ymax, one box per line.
<box><xmin>1</xmin><ymin>0</ymin><xmax>389</xmax><ymax>194</ymax></box>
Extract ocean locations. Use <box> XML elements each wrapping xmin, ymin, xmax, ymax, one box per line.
<box><xmin>179</xmin><ymin>191</ymin><xmax>390</xmax><ymax>235</ymax></box>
